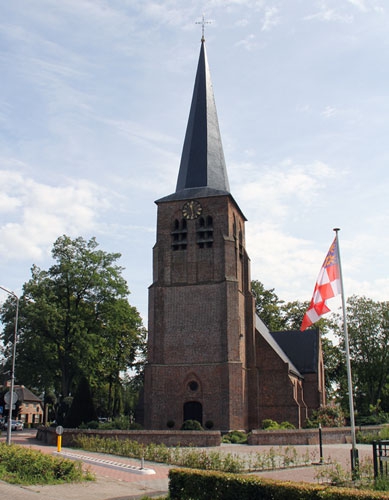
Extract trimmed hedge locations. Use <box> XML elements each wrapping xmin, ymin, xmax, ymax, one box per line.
<box><xmin>168</xmin><ymin>469</ymin><xmax>389</xmax><ymax>500</ymax></box>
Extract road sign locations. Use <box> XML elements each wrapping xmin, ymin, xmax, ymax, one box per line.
<box><xmin>4</xmin><ymin>391</ymin><xmax>18</xmax><ymax>404</ymax></box>
<box><xmin>56</xmin><ymin>425</ymin><xmax>64</xmax><ymax>436</ymax></box>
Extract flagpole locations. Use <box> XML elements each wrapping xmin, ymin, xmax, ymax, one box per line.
<box><xmin>333</xmin><ymin>228</ymin><xmax>358</xmax><ymax>475</ymax></box>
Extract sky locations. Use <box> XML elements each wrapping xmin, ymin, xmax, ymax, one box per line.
<box><xmin>0</xmin><ymin>0</ymin><xmax>388</xmax><ymax>325</ymax></box>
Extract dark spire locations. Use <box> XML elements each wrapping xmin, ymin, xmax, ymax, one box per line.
<box><xmin>175</xmin><ymin>39</ymin><xmax>230</xmax><ymax>196</ymax></box>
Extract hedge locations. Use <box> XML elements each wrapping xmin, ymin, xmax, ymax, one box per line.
<box><xmin>168</xmin><ymin>469</ymin><xmax>389</xmax><ymax>500</ymax></box>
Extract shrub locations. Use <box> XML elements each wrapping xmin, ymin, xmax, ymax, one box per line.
<box><xmin>79</xmin><ymin>420</ymin><xmax>99</xmax><ymax>429</ymax></box>
<box><xmin>262</xmin><ymin>419</ymin><xmax>279</xmax><ymax>430</ymax></box>
<box><xmin>97</xmin><ymin>416</ymin><xmax>143</xmax><ymax>430</ymax></box>
<box><xmin>222</xmin><ymin>430</ymin><xmax>248</xmax><ymax>444</ymax></box>
<box><xmin>305</xmin><ymin>405</ymin><xmax>345</xmax><ymax>428</ymax></box>
<box><xmin>0</xmin><ymin>443</ymin><xmax>93</xmax><ymax>485</ymax></box>
<box><xmin>261</xmin><ymin>419</ymin><xmax>295</xmax><ymax>430</ymax></box>
<box><xmin>181</xmin><ymin>420</ymin><xmax>203</xmax><ymax>431</ymax></box>
<box><xmin>279</xmin><ymin>421</ymin><xmax>295</xmax><ymax>429</ymax></box>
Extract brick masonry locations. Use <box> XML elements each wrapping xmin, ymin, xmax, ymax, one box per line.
<box><xmin>143</xmin><ymin>191</ymin><xmax>325</xmax><ymax>431</ymax></box>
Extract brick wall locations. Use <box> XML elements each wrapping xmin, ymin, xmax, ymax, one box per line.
<box><xmin>36</xmin><ymin>427</ymin><xmax>221</xmax><ymax>447</ymax></box>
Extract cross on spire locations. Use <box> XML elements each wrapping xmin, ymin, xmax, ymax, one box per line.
<box><xmin>196</xmin><ymin>14</ymin><xmax>211</xmax><ymax>42</ymax></box>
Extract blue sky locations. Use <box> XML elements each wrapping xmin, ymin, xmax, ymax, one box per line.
<box><xmin>0</xmin><ymin>0</ymin><xmax>388</xmax><ymax>323</ymax></box>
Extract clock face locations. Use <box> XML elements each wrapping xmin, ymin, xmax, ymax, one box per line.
<box><xmin>182</xmin><ymin>200</ymin><xmax>202</xmax><ymax>220</ymax></box>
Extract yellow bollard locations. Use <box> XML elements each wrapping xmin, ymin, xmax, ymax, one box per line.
<box><xmin>57</xmin><ymin>434</ymin><xmax>62</xmax><ymax>453</ymax></box>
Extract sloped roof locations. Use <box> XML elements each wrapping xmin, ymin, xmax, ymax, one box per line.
<box><xmin>270</xmin><ymin>330</ymin><xmax>319</xmax><ymax>374</ymax></box>
<box><xmin>14</xmin><ymin>385</ymin><xmax>42</xmax><ymax>403</ymax></box>
<box><xmin>157</xmin><ymin>39</ymin><xmax>230</xmax><ymax>203</ymax></box>
<box><xmin>255</xmin><ymin>315</ymin><xmax>302</xmax><ymax>378</ymax></box>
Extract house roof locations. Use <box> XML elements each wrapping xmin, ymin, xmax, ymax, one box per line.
<box><xmin>255</xmin><ymin>315</ymin><xmax>302</xmax><ymax>378</ymax></box>
<box><xmin>270</xmin><ymin>330</ymin><xmax>319</xmax><ymax>374</ymax></box>
<box><xmin>14</xmin><ymin>385</ymin><xmax>42</xmax><ymax>403</ymax></box>
<box><xmin>157</xmin><ymin>38</ymin><xmax>230</xmax><ymax>204</ymax></box>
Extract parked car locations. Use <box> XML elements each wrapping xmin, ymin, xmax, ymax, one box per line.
<box><xmin>4</xmin><ymin>420</ymin><xmax>24</xmax><ymax>431</ymax></box>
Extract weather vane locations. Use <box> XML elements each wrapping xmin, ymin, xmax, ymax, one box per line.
<box><xmin>196</xmin><ymin>13</ymin><xmax>211</xmax><ymax>41</ymax></box>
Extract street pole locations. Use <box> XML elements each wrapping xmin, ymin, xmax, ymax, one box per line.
<box><xmin>333</xmin><ymin>229</ymin><xmax>358</xmax><ymax>476</ymax></box>
<box><xmin>0</xmin><ymin>286</ymin><xmax>19</xmax><ymax>445</ymax></box>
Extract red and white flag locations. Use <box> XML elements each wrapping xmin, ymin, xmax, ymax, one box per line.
<box><xmin>301</xmin><ymin>236</ymin><xmax>341</xmax><ymax>331</ymax></box>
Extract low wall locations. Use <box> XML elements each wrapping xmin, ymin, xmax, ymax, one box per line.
<box><xmin>248</xmin><ymin>425</ymin><xmax>382</xmax><ymax>446</ymax></box>
<box><xmin>36</xmin><ymin>425</ymin><xmax>382</xmax><ymax>448</ymax></box>
<box><xmin>36</xmin><ymin>427</ymin><xmax>222</xmax><ymax>447</ymax></box>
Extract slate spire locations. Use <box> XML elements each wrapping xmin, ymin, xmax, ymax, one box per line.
<box><xmin>175</xmin><ymin>39</ymin><xmax>230</xmax><ymax>196</ymax></box>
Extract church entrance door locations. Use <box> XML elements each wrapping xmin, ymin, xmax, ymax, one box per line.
<box><xmin>183</xmin><ymin>401</ymin><xmax>203</xmax><ymax>425</ymax></box>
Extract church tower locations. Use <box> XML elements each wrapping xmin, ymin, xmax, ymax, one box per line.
<box><xmin>143</xmin><ymin>37</ymin><xmax>257</xmax><ymax>431</ymax></box>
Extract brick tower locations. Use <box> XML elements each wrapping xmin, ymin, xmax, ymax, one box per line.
<box><xmin>143</xmin><ymin>37</ymin><xmax>257</xmax><ymax>431</ymax></box>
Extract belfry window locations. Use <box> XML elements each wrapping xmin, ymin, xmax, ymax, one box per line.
<box><xmin>196</xmin><ymin>216</ymin><xmax>213</xmax><ymax>248</ymax></box>
<box><xmin>171</xmin><ymin>219</ymin><xmax>187</xmax><ymax>250</ymax></box>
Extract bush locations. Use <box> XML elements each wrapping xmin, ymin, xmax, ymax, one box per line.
<box><xmin>357</xmin><ymin>425</ymin><xmax>389</xmax><ymax>444</ymax></box>
<box><xmin>261</xmin><ymin>419</ymin><xmax>295</xmax><ymax>430</ymax></box>
<box><xmin>305</xmin><ymin>405</ymin><xmax>345</xmax><ymax>428</ymax></box>
<box><xmin>97</xmin><ymin>416</ymin><xmax>143</xmax><ymax>430</ymax></box>
<box><xmin>169</xmin><ymin>468</ymin><xmax>389</xmax><ymax>500</ymax></box>
<box><xmin>79</xmin><ymin>420</ymin><xmax>99</xmax><ymax>429</ymax></box>
<box><xmin>0</xmin><ymin>443</ymin><xmax>93</xmax><ymax>485</ymax></box>
<box><xmin>262</xmin><ymin>419</ymin><xmax>279</xmax><ymax>430</ymax></box>
<box><xmin>222</xmin><ymin>430</ymin><xmax>248</xmax><ymax>444</ymax></box>
<box><xmin>181</xmin><ymin>420</ymin><xmax>203</xmax><ymax>431</ymax></box>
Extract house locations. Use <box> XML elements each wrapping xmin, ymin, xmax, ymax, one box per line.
<box><xmin>14</xmin><ymin>385</ymin><xmax>43</xmax><ymax>426</ymax></box>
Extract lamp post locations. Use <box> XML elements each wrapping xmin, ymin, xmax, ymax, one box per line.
<box><xmin>0</xmin><ymin>285</ymin><xmax>19</xmax><ymax>445</ymax></box>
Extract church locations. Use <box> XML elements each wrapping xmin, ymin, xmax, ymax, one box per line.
<box><xmin>143</xmin><ymin>35</ymin><xmax>325</xmax><ymax>432</ymax></box>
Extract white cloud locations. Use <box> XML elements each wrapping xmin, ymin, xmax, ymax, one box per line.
<box><xmin>232</xmin><ymin>159</ymin><xmax>338</xmax><ymax>220</ymax></box>
<box><xmin>0</xmin><ymin>169</ymin><xmax>111</xmax><ymax>261</ymax></box>
<box><xmin>261</xmin><ymin>6</ymin><xmax>280</xmax><ymax>31</ymax></box>
<box><xmin>235</xmin><ymin>33</ymin><xmax>257</xmax><ymax>51</ymax></box>
<box><xmin>347</xmin><ymin>0</ymin><xmax>368</xmax><ymax>12</ymax></box>
<box><xmin>303</xmin><ymin>8</ymin><xmax>353</xmax><ymax>23</ymax></box>
<box><xmin>321</xmin><ymin>106</ymin><xmax>338</xmax><ymax>118</ymax></box>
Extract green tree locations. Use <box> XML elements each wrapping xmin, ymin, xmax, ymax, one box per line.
<box><xmin>66</xmin><ymin>376</ymin><xmax>97</xmax><ymax>428</ymax></box>
<box><xmin>0</xmin><ymin>235</ymin><xmax>145</xmax><ymax>413</ymax></box>
<box><xmin>333</xmin><ymin>296</ymin><xmax>389</xmax><ymax>415</ymax></box>
<box><xmin>251</xmin><ymin>280</ymin><xmax>284</xmax><ymax>330</ymax></box>
<box><xmin>96</xmin><ymin>299</ymin><xmax>146</xmax><ymax>418</ymax></box>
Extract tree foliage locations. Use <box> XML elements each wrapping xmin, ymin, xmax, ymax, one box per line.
<box><xmin>252</xmin><ymin>280</ymin><xmax>312</xmax><ymax>331</ymax></box>
<box><xmin>332</xmin><ymin>295</ymin><xmax>389</xmax><ymax>416</ymax></box>
<box><xmin>0</xmin><ymin>235</ymin><xmax>146</xmax><ymax>420</ymax></box>
<box><xmin>66</xmin><ymin>376</ymin><xmax>97</xmax><ymax>428</ymax></box>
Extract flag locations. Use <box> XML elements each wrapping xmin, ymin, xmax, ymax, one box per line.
<box><xmin>301</xmin><ymin>236</ymin><xmax>341</xmax><ymax>331</ymax></box>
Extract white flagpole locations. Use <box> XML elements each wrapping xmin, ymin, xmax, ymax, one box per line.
<box><xmin>333</xmin><ymin>228</ymin><xmax>358</xmax><ymax>474</ymax></box>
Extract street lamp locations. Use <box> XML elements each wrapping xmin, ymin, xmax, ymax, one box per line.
<box><xmin>0</xmin><ymin>285</ymin><xmax>19</xmax><ymax>445</ymax></box>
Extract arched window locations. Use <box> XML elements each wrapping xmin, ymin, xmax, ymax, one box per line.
<box><xmin>196</xmin><ymin>215</ymin><xmax>213</xmax><ymax>248</ymax></box>
<box><xmin>171</xmin><ymin>219</ymin><xmax>187</xmax><ymax>250</ymax></box>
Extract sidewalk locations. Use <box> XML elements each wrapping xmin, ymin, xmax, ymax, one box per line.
<box><xmin>0</xmin><ymin>430</ymin><xmax>374</xmax><ymax>499</ymax></box>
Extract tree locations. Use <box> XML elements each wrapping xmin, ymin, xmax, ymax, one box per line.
<box><xmin>0</xmin><ymin>235</ymin><xmax>146</xmax><ymax>416</ymax></box>
<box><xmin>251</xmin><ymin>280</ymin><xmax>312</xmax><ymax>331</ymax></box>
<box><xmin>251</xmin><ymin>280</ymin><xmax>284</xmax><ymax>330</ymax></box>
<box><xmin>66</xmin><ymin>376</ymin><xmax>97</xmax><ymax>428</ymax></box>
<box><xmin>333</xmin><ymin>296</ymin><xmax>389</xmax><ymax>416</ymax></box>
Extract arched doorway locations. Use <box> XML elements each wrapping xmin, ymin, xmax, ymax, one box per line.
<box><xmin>183</xmin><ymin>401</ymin><xmax>203</xmax><ymax>425</ymax></box>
